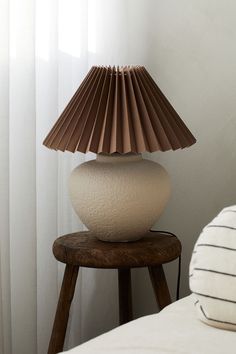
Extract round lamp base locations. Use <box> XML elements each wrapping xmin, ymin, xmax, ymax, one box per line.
<box><xmin>69</xmin><ymin>154</ymin><xmax>170</xmax><ymax>242</ymax></box>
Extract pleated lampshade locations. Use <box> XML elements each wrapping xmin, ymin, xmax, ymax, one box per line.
<box><xmin>43</xmin><ymin>66</ymin><xmax>196</xmax><ymax>154</ymax></box>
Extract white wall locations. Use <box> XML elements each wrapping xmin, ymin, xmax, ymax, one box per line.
<box><xmin>132</xmin><ymin>0</ymin><xmax>236</xmax><ymax>317</ymax></box>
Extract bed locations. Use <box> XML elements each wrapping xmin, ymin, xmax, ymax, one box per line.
<box><xmin>62</xmin><ymin>295</ymin><xmax>236</xmax><ymax>353</ymax></box>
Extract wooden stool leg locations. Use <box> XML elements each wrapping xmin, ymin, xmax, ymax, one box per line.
<box><xmin>118</xmin><ymin>268</ymin><xmax>133</xmax><ymax>325</ymax></box>
<box><xmin>148</xmin><ymin>265</ymin><xmax>171</xmax><ymax>310</ymax></box>
<box><xmin>48</xmin><ymin>264</ymin><xmax>79</xmax><ymax>354</ymax></box>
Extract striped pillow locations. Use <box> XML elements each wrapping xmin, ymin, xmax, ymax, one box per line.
<box><xmin>189</xmin><ymin>205</ymin><xmax>236</xmax><ymax>331</ymax></box>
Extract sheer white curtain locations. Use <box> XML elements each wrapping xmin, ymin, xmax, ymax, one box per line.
<box><xmin>0</xmin><ymin>1</ymin><xmax>150</xmax><ymax>353</ymax></box>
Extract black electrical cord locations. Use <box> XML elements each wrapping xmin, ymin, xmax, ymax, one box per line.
<box><xmin>150</xmin><ymin>229</ymin><xmax>181</xmax><ymax>301</ymax></box>
<box><xmin>176</xmin><ymin>254</ymin><xmax>181</xmax><ymax>300</ymax></box>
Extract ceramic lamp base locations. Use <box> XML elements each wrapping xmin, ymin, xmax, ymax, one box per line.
<box><xmin>69</xmin><ymin>154</ymin><xmax>170</xmax><ymax>242</ymax></box>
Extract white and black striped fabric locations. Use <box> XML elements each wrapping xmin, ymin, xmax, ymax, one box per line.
<box><xmin>189</xmin><ymin>205</ymin><xmax>236</xmax><ymax>331</ymax></box>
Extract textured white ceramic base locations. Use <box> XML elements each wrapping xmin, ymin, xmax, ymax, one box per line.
<box><xmin>69</xmin><ymin>154</ymin><xmax>171</xmax><ymax>242</ymax></box>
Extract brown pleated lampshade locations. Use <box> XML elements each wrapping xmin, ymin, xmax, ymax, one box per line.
<box><xmin>43</xmin><ymin>66</ymin><xmax>196</xmax><ymax>154</ymax></box>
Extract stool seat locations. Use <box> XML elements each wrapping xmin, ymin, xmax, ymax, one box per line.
<box><xmin>53</xmin><ymin>231</ymin><xmax>181</xmax><ymax>268</ymax></box>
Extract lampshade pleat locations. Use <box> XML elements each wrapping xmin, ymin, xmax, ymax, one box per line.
<box><xmin>110</xmin><ymin>66</ymin><xmax>119</xmax><ymax>153</ymax></box>
<box><xmin>139</xmin><ymin>69</ymin><xmax>190</xmax><ymax>149</ymax></box>
<box><xmin>131</xmin><ymin>69</ymin><xmax>161</xmax><ymax>152</ymax></box>
<box><xmin>75</xmin><ymin>68</ymin><xmax>108</xmax><ymax>152</ymax></box>
<box><xmin>121</xmin><ymin>69</ymin><xmax>135</xmax><ymax>153</ymax></box>
<box><xmin>126</xmin><ymin>69</ymin><xmax>148</xmax><ymax>152</ymax></box>
<box><xmin>137</xmin><ymin>69</ymin><xmax>182</xmax><ymax>150</ymax></box>
<box><xmin>87</xmin><ymin>68</ymin><xmax>110</xmax><ymax>153</ymax></box>
<box><xmin>142</xmin><ymin>69</ymin><xmax>195</xmax><ymax>148</ymax></box>
<box><xmin>134</xmin><ymin>70</ymin><xmax>172</xmax><ymax>151</ymax></box>
<box><xmin>98</xmin><ymin>66</ymin><xmax>116</xmax><ymax>153</ymax></box>
<box><xmin>66</xmin><ymin>67</ymin><xmax>104</xmax><ymax>150</ymax></box>
<box><xmin>43</xmin><ymin>66</ymin><xmax>196</xmax><ymax>153</ymax></box>
<box><xmin>65</xmin><ymin>68</ymin><xmax>105</xmax><ymax>152</ymax></box>
<box><xmin>45</xmin><ymin>66</ymin><xmax>98</xmax><ymax>150</ymax></box>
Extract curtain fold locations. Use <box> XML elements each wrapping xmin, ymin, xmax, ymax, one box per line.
<box><xmin>0</xmin><ymin>1</ymin><xmax>11</xmax><ymax>353</ymax></box>
<box><xmin>9</xmin><ymin>0</ymin><xmax>37</xmax><ymax>351</ymax></box>
<box><xmin>0</xmin><ymin>0</ymin><xmax>150</xmax><ymax>353</ymax></box>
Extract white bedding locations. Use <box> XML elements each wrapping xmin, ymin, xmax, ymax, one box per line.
<box><xmin>62</xmin><ymin>295</ymin><xmax>236</xmax><ymax>354</ymax></box>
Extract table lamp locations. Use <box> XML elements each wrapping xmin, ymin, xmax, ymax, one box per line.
<box><xmin>43</xmin><ymin>66</ymin><xmax>196</xmax><ymax>242</ymax></box>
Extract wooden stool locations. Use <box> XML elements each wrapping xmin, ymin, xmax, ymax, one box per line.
<box><xmin>48</xmin><ymin>230</ymin><xmax>181</xmax><ymax>354</ymax></box>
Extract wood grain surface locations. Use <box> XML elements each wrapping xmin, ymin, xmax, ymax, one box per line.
<box><xmin>53</xmin><ymin>231</ymin><xmax>181</xmax><ymax>268</ymax></box>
